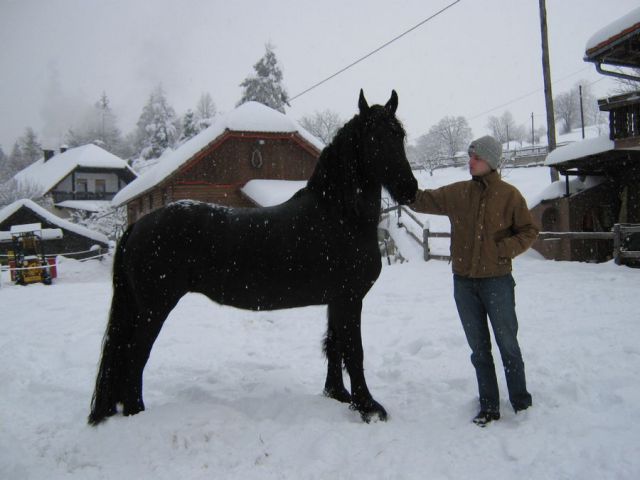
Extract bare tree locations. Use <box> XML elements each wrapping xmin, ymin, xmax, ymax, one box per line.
<box><xmin>611</xmin><ymin>68</ymin><xmax>640</xmax><ymax>94</ymax></box>
<box><xmin>196</xmin><ymin>92</ymin><xmax>217</xmax><ymax>130</ymax></box>
<box><xmin>432</xmin><ymin>116</ymin><xmax>473</xmax><ymax>159</ymax></box>
<box><xmin>487</xmin><ymin>111</ymin><xmax>529</xmax><ymax>147</ymax></box>
<box><xmin>299</xmin><ymin>110</ymin><xmax>343</xmax><ymax>145</ymax></box>
<box><xmin>413</xmin><ymin>116</ymin><xmax>473</xmax><ymax>170</ymax></box>
<box><xmin>554</xmin><ymin>91</ymin><xmax>578</xmax><ymax>134</ymax></box>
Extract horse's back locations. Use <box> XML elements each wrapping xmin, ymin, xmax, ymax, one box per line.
<box><xmin>119</xmin><ymin>197</ymin><xmax>381</xmax><ymax>310</ymax></box>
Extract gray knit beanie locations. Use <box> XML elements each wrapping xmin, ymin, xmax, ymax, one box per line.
<box><xmin>468</xmin><ymin>135</ymin><xmax>502</xmax><ymax>170</ymax></box>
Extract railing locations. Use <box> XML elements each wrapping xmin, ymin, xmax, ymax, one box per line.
<box><xmin>381</xmin><ymin>204</ymin><xmax>451</xmax><ymax>261</ymax></box>
<box><xmin>382</xmin><ymin>202</ymin><xmax>640</xmax><ymax>265</ymax></box>
<box><xmin>52</xmin><ymin>191</ymin><xmax>117</xmax><ymax>202</ymax></box>
<box><xmin>538</xmin><ymin>224</ymin><xmax>640</xmax><ymax>264</ymax></box>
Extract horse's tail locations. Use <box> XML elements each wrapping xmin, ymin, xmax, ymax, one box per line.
<box><xmin>88</xmin><ymin>226</ymin><xmax>136</xmax><ymax>426</ymax></box>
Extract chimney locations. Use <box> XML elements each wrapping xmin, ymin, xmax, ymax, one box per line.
<box><xmin>60</xmin><ymin>145</ymin><xmax>68</xmax><ymax>154</ymax></box>
<box><xmin>43</xmin><ymin>149</ymin><xmax>55</xmax><ymax>162</ymax></box>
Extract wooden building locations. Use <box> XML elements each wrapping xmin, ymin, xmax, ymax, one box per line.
<box><xmin>0</xmin><ymin>199</ymin><xmax>109</xmax><ymax>260</ymax></box>
<box><xmin>11</xmin><ymin>144</ymin><xmax>136</xmax><ymax>218</ymax></box>
<box><xmin>113</xmin><ymin>101</ymin><xmax>323</xmax><ymax>224</ymax></box>
<box><xmin>530</xmin><ymin>7</ymin><xmax>640</xmax><ymax>264</ymax></box>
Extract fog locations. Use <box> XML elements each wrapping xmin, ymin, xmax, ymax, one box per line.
<box><xmin>1</xmin><ymin>0</ymin><xmax>637</xmax><ymax>150</ymax></box>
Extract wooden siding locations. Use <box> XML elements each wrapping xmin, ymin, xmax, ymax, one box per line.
<box><xmin>0</xmin><ymin>207</ymin><xmax>109</xmax><ymax>261</ymax></box>
<box><xmin>126</xmin><ymin>133</ymin><xmax>320</xmax><ymax>224</ymax></box>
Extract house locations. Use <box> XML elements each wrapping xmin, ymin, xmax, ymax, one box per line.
<box><xmin>11</xmin><ymin>144</ymin><xmax>137</xmax><ymax>217</ymax></box>
<box><xmin>0</xmin><ymin>199</ymin><xmax>109</xmax><ymax>260</ymax></box>
<box><xmin>112</xmin><ymin>101</ymin><xmax>323</xmax><ymax>224</ymax></box>
<box><xmin>530</xmin><ymin>6</ymin><xmax>640</xmax><ymax>264</ymax></box>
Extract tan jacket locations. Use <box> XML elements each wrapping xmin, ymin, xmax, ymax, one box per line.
<box><xmin>410</xmin><ymin>171</ymin><xmax>538</xmax><ymax>278</ymax></box>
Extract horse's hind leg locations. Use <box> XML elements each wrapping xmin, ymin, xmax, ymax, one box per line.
<box><xmin>323</xmin><ymin>305</ymin><xmax>351</xmax><ymax>403</ymax></box>
<box><xmin>121</xmin><ymin>302</ymin><xmax>177</xmax><ymax>417</ymax></box>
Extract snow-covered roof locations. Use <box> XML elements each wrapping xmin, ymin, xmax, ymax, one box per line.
<box><xmin>241</xmin><ymin>180</ymin><xmax>307</xmax><ymax>207</ymax></box>
<box><xmin>113</xmin><ymin>102</ymin><xmax>323</xmax><ymax>207</ymax></box>
<box><xmin>0</xmin><ymin>199</ymin><xmax>109</xmax><ymax>244</ymax></box>
<box><xmin>528</xmin><ymin>176</ymin><xmax>605</xmax><ymax>206</ymax></box>
<box><xmin>54</xmin><ymin>200</ymin><xmax>112</xmax><ymax>213</ymax></box>
<box><xmin>585</xmin><ymin>7</ymin><xmax>640</xmax><ymax>56</ymax></box>
<box><xmin>544</xmin><ymin>136</ymin><xmax>615</xmax><ymax>166</ymax></box>
<box><xmin>12</xmin><ymin>144</ymin><xmax>136</xmax><ymax>196</ymax></box>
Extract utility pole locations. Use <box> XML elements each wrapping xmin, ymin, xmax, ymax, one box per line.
<box><xmin>539</xmin><ymin>0</ymin><xmax>559</xmax><ymax>181</ymax></box>
<box><xmin>531</xmin><ymin>112</ymin><xmax>535</xmax><ymax>146</ymax></box>
<box><xmin>579</xmin><ymin>85</ymin><xmax>585</xmax><ymax>139</ymax></box>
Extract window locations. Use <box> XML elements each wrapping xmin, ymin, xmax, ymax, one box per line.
<box><xmin>76</xmin><ymin>179</ymin><xmax>88</xmax><ymax>192</ymax></box>
<box><xmin>95</xmin><ymin>179</ymin><xmax>106</xmax><ymax>194</ymax></box>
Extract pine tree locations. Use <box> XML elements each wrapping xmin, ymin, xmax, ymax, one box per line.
<box><xmin>19</xmin><ymin>127</ymin><xmax>42</xmax><ymax>166</ymax></box>
<box><xmin>238</xmin><ymin>44</ymin><xmax>289</xmax><ymax>113</ymax></box>
<box><xmin>63</xmin><ymin>92</ymin><xmax>125</xmax><ymax>156</ymax></box>
<box><xmin>135</xmin><ymin>84</ymin><xmax>178</xmax><ymax>159</ymax></box>
<box><xmin>179</xmin><ymin>110</ymin><xmax>199</xmax><ymax>143</ymax></box>
<box><xmin>95</xmin><ymin>92</ymin><xmax>124</xmax><ymax>153</ymax></box>
<box><xmin>0</xmin><ymin>145</ymin><xmax>8</xmax><ymax>182</ymax></box>
<box><xmin>6</xmin><ymin>128</ymin><xmax>42</xmax><ymax>176</ymax></box>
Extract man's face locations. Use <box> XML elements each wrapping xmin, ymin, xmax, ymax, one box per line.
<box><xmin>468</xmin><ymin>153</ymin><xmax>492</xmax><ymax>177</ymax></box>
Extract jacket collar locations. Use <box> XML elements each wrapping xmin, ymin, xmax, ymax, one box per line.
<box><xmin>472</xmin><ymin>170</ymin><xmax>500</xmax><ymax>188</ymax></box>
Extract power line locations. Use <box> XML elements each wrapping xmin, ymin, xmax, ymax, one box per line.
<box><xmin>468</xmin><ymin>66</ymin><xmax>602</xmax><ymax>121</ymax></box>
<box><xmin>289</xmin><ymin>0</ymin><xmax>462</xmax><ymax>102</ymax></box>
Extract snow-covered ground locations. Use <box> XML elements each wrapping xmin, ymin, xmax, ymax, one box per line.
<box><xmin>1</xmin><ymin>167</ymin><xmax>639</xmax><ymax>479</ymax></box>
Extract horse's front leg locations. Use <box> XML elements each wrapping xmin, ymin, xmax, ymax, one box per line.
<box><xmin>328</xmin><ymin>298</ymin><xmax>388</xmax><ymax>422</ymax></box>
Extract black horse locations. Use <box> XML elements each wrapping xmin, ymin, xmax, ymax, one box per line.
<box><xmin>88</xmin><ymin>90</ymin><xmax>418</xmax><ymax>426</ymax></box>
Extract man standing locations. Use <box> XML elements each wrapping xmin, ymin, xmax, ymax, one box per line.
<box><xmin>410</xmin><ymin>135</ymin><xmax>538</xmax><ymax>426</ymax></box>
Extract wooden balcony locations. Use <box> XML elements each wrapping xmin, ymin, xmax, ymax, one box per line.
<box><xmin>51</xmin><ymin>191</ymin><xmax>117</xmax><ymax>202</ymax></box>
<box><xmin>598</xmin><ymin>91</ymin><xmax>640</xmax><ymax>149</ymax></box>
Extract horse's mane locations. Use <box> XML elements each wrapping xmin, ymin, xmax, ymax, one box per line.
<box><xmin>306</xmin><ymin>106</ymin><xmax>406</xmax><ymax>215</ymax></box>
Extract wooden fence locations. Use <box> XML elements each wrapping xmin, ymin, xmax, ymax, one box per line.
<box><xmin>382</xmin><ymin>204</ymin><xmax>640</xmax><ymax>265</ymax></box>
<box><xmin>381</xmin><ymin>204</ymin><xmax>450</xmax><ymax>261</ymax></box>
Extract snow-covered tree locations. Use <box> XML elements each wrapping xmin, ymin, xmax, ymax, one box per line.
<box><xmin>554</xmin><ymin>91</ymin><xmax>578</xmax><ymax>134</ymax></box>
<box><xmin>299</xmin><ymin>110</ymin><xmax>343</xmax><ymax>145</ymax></box>
<box><xmin>0</xmin><ymin>179</ymin><xmax>45</xmax><ymax>208</ymax></box>
<box><xmin>196</xmin><ymin>92</ymin><xmax>217</xmax><ymax>131</ymax></box>
<box><xmin>65</xmin><ymin>92</ymin><xmax>126</xmax><ymax>157</ymax></box>
<box><xmin>7</xmin><ymin>128</ymin><xmax>42</xmax><ymax>175</ymax></box>
<box><xmin>0</xmin><ymin>145</ymin><xmax>9</xmax><ymax>182</ymax></box>
<box><xmin>427</xmin><ymin>116</ymin><xmax>472</xmax><ymax>161</ymax></box>
<box><xmin>69</xmin><ymin>205</ymin><xmax>127</xmax><ymax>241</ymax></box>
<box><xmin>486</xmin><ymin>111</ymin><xmax>525</xmax><ymax>146</ymax></box>
<box><xmin>135</xmin><ymin>84</ymin><xmax>178</xmax><ymax>160</ymax></box>
<box><xmin>179</xmin><ymin>109</ymin><xmax>199</xmax><ymax>143</ymax></box>
<box><xmin>238</xmin><ymin>43</ymin><xmax>289</xmax><ymax>113</ymax></box>
<box><xmin>18</xmin><ymin>127</ymin><xmax>42</xmax><ymax>167</ymax></box>
<box><xmin>554</xmin><ymin>81</ymin><xmax>599</xmax><ymax>135</ymax></box>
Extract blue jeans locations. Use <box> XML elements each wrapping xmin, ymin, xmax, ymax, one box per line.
<box><xmin>453</xmin><ymin>274</ymin><xmax>532</xmax><ymax>413</ymax></box>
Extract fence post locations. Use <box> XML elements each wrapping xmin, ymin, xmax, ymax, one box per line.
<box><xmin>613</xmin><ymin>223</ymin><xmax>621</xmax><ymax>265</ymax></box>
<box><xmin>423</xmin><ymin>228</ymin><xmax>430</xmax><ymax>261</ymax></box>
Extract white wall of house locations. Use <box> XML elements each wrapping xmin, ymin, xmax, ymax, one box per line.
<box><xmin>54</xmin><ymin>172</ymin><xmax>121</xmax><ymax>193</ymax></box>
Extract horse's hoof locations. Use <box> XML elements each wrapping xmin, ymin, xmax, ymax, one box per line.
<box><xmin>350</xmin><ymin>399</ymin><xmax>388</xmax><ymax>423</ymax></box>
<box><xmin>324</xmin><ymin>387</ymin><xmax>352</xmax><ymax>404</ymax></box>
<box><xmin>122</xmin><ymin>400</ymin><xmax>145</xmax><ymax>417</ymax></box>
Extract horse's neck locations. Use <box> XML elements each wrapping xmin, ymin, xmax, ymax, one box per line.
<box><xmin>307</xmin><ymin>146</ymin><xmax>342</xmax><ymax>200</ymax></box>
<box><xmin>307</xmin><ymin>150</ymin><xmax>381</xmax><ymax>224</ymax></box>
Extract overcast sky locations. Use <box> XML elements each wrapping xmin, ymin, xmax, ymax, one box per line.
<box><xmin>1</xmin><ymin>0</ymin><xmax>638</xmax><ymax>151</ymax></box>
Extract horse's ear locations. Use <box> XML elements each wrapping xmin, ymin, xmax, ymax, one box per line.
<box><xmin>385</xmin><ymin>90</ymin><xmax>398</xmax><ymax>115</ymax></box>
<box><xmin>358</xmin><ymin>89</ymin><xmax>369</xmax><ymax>114</ymax></box>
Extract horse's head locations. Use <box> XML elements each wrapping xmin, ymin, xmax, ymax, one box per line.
<box><xmin>355</xmin><ymin>90</ymin><xmax>418</xmax><ymax>205</ymax></box>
